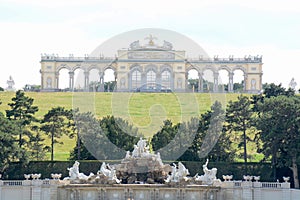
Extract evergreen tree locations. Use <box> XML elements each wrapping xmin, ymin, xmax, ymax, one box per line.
<box><xmin>6</xmin><ymin>90</ymin><xmax>38</xmax><ymax>148</ymax></box>
<box><xmin>40</xmin><ymin>107</ymin><xmax>72</xmax><ymax>161</ymax></box>
<box><xmin>0</xmin><ymin>112</ymin><xmax>22</xmax><ymax>172</ymax></box>
<box><xmin>28</xmin><ymin>125</ymin><xmax>50</xmax><ymax>160</ymax></box>
<box><xmin>70</xmin><ymin>115</ymin><xmax>142</xmax><ymax>160</ymax></box>
<box><xmin>225</xmin><ymin>95</ymin><xmax>254</xmax><ymax>163</ymax></box>
<box><xmin>194</xmin><ymin>101</ymin><xmax>233</xmax><ymax>162</ymax></box>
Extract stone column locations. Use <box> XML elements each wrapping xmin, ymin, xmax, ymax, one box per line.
<box><xmin>198</xmin><ymin>72</ymin><xmax>203</xmax><ymax>92</ymax></box>
<box><xmin>0</xmin><ymin>180</ymin><xmax>2</xmax><ymax>200</ymax></box>
<box><xmin>141</xmin><ymin>72</ymin><xmax>146</xmax><ymax>89</ymax></box>
<box><xmin>243</xmin><ymin>74</ymin><xmax>248</xmax><ymax>92</ymax></box>
<box><xmin>99</xmin><ymin>72</ymin><xmax>104</xmax><ymax>92</ymax></box>
<box><xmin>31</xmin><ymin>180</ymin><xmax>43</xmax><ymax>200</ymax></box>
<box><xmin>221</xmin><ymin>181</ymin><xmax>235</xmax><ymax>200</ymax></box>
<box><xmin>253</xmin><ymin>181</ymin><xmax>262</xmax><ymax>200</ymax></box>
<box><xmin>40</xmin><ymin>71</ymin><xmax>44</xmax><ymax>90</ymax></box>
<box><xmin>114</xmin><ymin>71</ymin><xmax>117</xmax><ymax>92</ymax></box>
<box><xmin>185</xmin><ymin>72</ymin><xmax>188</xmax><ymax>92</ymax></box>
<box><xmin>128</xmin><ymin>73</ymin><xmax>132</xmax><ymax>91</ymax></box>
<box><xmin>228</xmin><ymin>72</ymin><xmax>234</xmax><ymax>92</ymax></box>
<box><xmin>69</xmin><ymin>71</ymin><xmax>74</xmax><ymax>90</ymax></box>
<box><xmin>156</xmin><ymin>72</ymin><xmax>161</xmax><ymax>91</ymax></box>
<box><xmin>241</xmin><ymin>181</ymin><xmax>253</xmax><ymax>200</ymax></box>
<box><xmin>55</xmin><ymin>72</ymin><xmax>59</xmax><ymax>89</ymax></box>
<box><xmin>213</xmin><ymin>72</ymin><xmax>219</xmax><ymax>92</ymax></box>
<box><xmin>50</xmin><ymin>180</ymin><xmax>59</xmax><ymax>200</ymax></box>
<box><xmin>84</xmin><ymin>71</ymin><xmax>89</xmax><ymax>91</ymax></box>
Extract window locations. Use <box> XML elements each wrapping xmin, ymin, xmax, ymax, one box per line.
<box><xmin>161</xmin><ymin>70</ymin><xmax>171</xmax><ymax>89</ymax></box>
<box><xmin>146</xmin><ymin>70</ymin><xmax>156</xmax><ymax>89</ymax></box>
<box><xmin>131</xmin><ymin>70</ymin><xmax>141</xmax><ymax>89</ymax></box>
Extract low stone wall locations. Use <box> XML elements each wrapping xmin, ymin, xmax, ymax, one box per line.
<box><xmin>58</xmin><ymin>184</ymin><xmax>220</xmax><ymax>200</ymax></box>
<box><xmin>0</xmin><ymin>180</ymin><xmax>299</xmax><ymax>200</ymax></box>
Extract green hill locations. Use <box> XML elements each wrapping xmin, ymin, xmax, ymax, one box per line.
<box><xmin>0</xmin><ymin>91</ymin><xmax>243</xmax><ymax>160</ymax></box>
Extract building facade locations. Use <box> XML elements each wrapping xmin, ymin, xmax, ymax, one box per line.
<box><xmin>40</xmin><ymin>38</ymin><xmax>263</xmax><ymax>93</ymax></box>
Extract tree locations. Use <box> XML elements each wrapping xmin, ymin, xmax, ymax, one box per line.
<box><xmin>104</xmin><ymin>81</ymin><xmax>116</xmax><ymax>92</ymax></box>
<box><xmin>151</xmin><ymin>103</ymin><xmax>231</xmax><ymax>162</ymax></box>
<box><xmin>0</xmin><ymin>112</ymin><xmax>22</xmax><ymax>172</ymax></box>
<box><xmin>263</xmin><ymin>83</ymin><xmax>294</xmax><ymax>98</ymax></box>
<box><xmin>0</xmin><ymin>87</ymin><xmax>4</xmax><ymax>91</ymax></box>
<box><xmin>70</xmin><ymin>115</ymin><xmax>142</xmax><ymax>160</ymax></box>
<box><xmin>40</xmin><ymin>107</ymin><xmax>72</xmax><ymax>161</ymax></box>
<box><xmin>28</xmin><ymin>125</ymin><xmax>50</xmax><ymax>160</ymax></box>
<box><xmin>193</xmin><ymin>101</ymin><xmax>234</xmax><ymax>162</ymax></box>
<box><xmin>252</xmin><ymin>83</ymin><xmax>295</xmax><ymax>112</ymax></box>
<box><xmin>256</xmin><ymin>96</ymin><xmax>300</xmax><ymax>188</ymax></box>
<box><xmin>6</xmin><ymin>90</ymin><xmax>39</xmax><ymax>148</ymax></box>
<box><xmin>151</xmin><ymin>120</ymin><xmax>179</xmax><ymax>151</ymax></box>
<box><xmin>233</xmin><ymin>81</ymin><xmax>244</xmax><ymax>92</ymax></box>
<box><xmin>69</xmin><ymin>111</ymin><xmax>97</xmax><ymax>160</ymax></box>
<box><xmin>225</xmin><ymin>95</ymin><xmax>254</xmax><ymax>163</ymax></box>
<box><xmin>187</xmin><ymin>79</ymin><xmax>199</xmax><ymax>91</ymax></box>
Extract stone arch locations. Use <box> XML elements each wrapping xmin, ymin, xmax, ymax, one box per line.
<box><xmin>202</xmin><ymin>65</ymin><xmax>217</xmax><ymax>74</ymax></box>
<box><xmin>160</xmin><ymin>65</ymin><xmax>173</xmax><ymax>90</ymax></box>
<box><xmin>87</xmin><ymin>64</ymin><xmax>100</xmax><ymax>72</ymax></box>
<box><xmin>104</xmin><ymin>64</ymin><xmax>117</xmax><ymax>72</ymax></box>
<box><xmin>202</xmin><ymin>66</ymin><xmax>216</xmax><ymax>92</ymax></box>
<box><xmin>72</xmin><ymin>64</ymin><xmax>84</xmax><ymax>73</ymax></box>
<box><xmin>233</xmin><ymin>65</ymin><xmax>246</xmax><ymax>74</ymax></box>
<box><xmin>186</xmin><ymin>65</ymin><xmax>200</xmax><ymax>75</ymax></box>
<box><xmin>232</xmin><ymin>66</ymin><xmax>246</xmax><ymax>92</ymax></box>
<box><xmin>56</xmin><ymin>64</ymin><xmax>71</xmax><ymax>73</ymax></box>
<box><xmin>145</xmin><ymin>64</ymin><xmax>158</xmax><ymax>73</ymax></box>
<box><xmin>57</xmin><ymin>68</ymin><xmax>69</xmax><ymax>90</ymax></box>
<box><xmin>130</xmin><ymin>64</ymin><xmax>143</xmax><ymax>72</ymax></box>
<box><xmin>130</xmin><ymin>67</ymin><xmax>142</xmax><ymax>90</ymax></box>
<box><xmin>160</xmin><ymin>64</ymin><xmax>173</xmax><ymax>73</ymax></box>
<box><xmin>217</xmin><ymin>65</ymin><xmax>231</xmax><ymax>73</ymax></box>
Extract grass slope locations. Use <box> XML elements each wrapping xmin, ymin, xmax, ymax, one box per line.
<box><xmin>0</xmin><ymin>91</ymin><xmax>248</xmax><ymax>161</ymax></box>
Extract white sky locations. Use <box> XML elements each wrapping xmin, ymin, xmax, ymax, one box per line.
<box><xmin>0</xmin><ymin>0</ymin><xmax>300</xmax><ymax>89</ymax></box>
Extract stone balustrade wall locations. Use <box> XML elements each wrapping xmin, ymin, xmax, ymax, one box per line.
<box><xmin>0</xmin><ymin>179</ymin><xmax>299</xmax><ymax>200</ymax></box>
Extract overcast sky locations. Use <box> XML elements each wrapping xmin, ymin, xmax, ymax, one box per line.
<box><xmin>0</xmin><ymin>0</ymin><xmax>299</xmax><ymax>89</ymax></box>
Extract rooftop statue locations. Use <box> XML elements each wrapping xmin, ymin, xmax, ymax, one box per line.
<box><xmin>289</xmin><ymin>78</ymin><xmax>297</xmax><ymax>90</ymax></box>
<box><xmin>145</xmin><ymin>34</ymin><xmax>157</xmax><ymax>46</ymax></box>
<box><xmin>129</xmin><ymin>40</ymin><xmax>140</xmax><ymax>49</ymax></box>
<box><xmin>6</xmin><ymin>75</ymin><xmax>15</xmax><ymax>91</ymax></box>
<box><xmin>163</xmin><ymin>40</ymin><xmax>173</xmax><ymax>50</ymax></box>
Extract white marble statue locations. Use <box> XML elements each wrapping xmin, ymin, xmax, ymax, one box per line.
<box><xmin>65</xmin><ymin>161</ymin><xmax>93</xmax><ymax>180</ymax></box>
<box><xmin>163</xmin><ymin>40</ymin><xmax>173</xmax><ymax>50</ymax></box>
<box><xmin>132</xmin><ymin>145</ymin><xmax>139</xmax><ymax>157</ymax></box>
<box><xmin>178</xmin><ymin>162</ymin><xmax>190</xmax><ymax>178</ymax></box>
<box><xmin>98</xmin><ymin>162</ymin><xmax>120</xmax><ymax>183</ymax></box>
<box><xmin>289</xmin><ymin>78</ymin><xmax>297</xmax><ymax>90</ymax></box>
<box><xmin>125</xmin><ymin>151</ymin><xmax>131</xmax><ymax>159</ymax></box>
<box><xmin>132</xmin><ymin>138</ymin><xmax>150</xmax><ymax>157</ymax></box>
<box><xmin>130</xmin><ymin>40</ymin><xmax>140</xmax><ymax>49</ymax></box>
<box><xmin>195</xmin><ymin>159</ymin><xmax>220</xmax><ymax>185</ymax></box>
<box><xmin>165</xmin><ymin>162</ymin><xmax>189</xmax><ymax>183</ymax></box>
<box><xmin>99</xmin><ymin>162</ymin><xmax>111</xmax><ymax>177</ymax></box>
<box><xmin>156</xmin><ymin>152</ymin><xmax>163</xmax><ymax>166</ymax></box>
<box><xmin>6</xmin><ymin>76</ymin><xmax>15</xmax><ymax>91</ymax></box>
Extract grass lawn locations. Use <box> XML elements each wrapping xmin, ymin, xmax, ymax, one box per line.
<box><xmin>0</xmin><ymin>91</ymin><xmax>253</xmax><ymax>161</ymax></box>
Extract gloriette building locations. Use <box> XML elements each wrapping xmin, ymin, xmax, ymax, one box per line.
<box><xmin>40</xmin><ymin>36</ymin><xmax>263</xmax><ymax>93</ymax></box>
